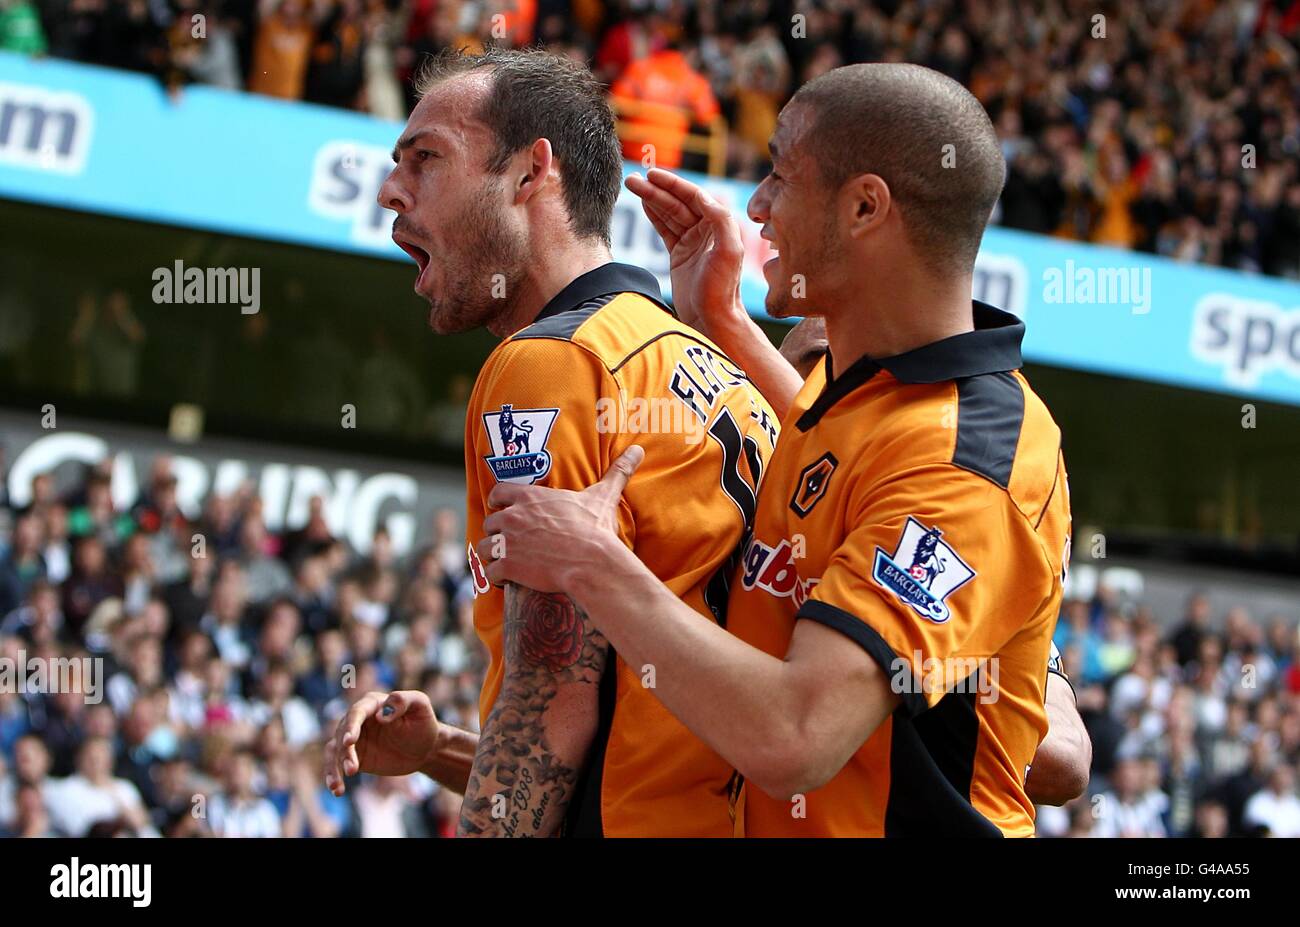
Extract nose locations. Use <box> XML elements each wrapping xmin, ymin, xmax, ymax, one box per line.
<box><xmin>377</xmin><ymin>166</ymin><xmax>410</xmax><ymax>214</ymax></box>
<box><xmin>747</xmin><ymin>175</ymin><xmax>772</xmax><ymax>226</ymax></box>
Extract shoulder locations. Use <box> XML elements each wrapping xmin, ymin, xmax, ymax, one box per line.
<box><xmin>504</xmin><ymin>291</ymin><xmax>708</xmax><ymax>375</ymax></box>
<box><xmin>862</xmin><ymin>370</ymin><xmax>1062</xmax><ymax>504</ymax></box>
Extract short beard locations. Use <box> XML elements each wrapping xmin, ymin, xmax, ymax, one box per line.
<box><xmin>427</xmin><ymin>182</ymin><xmax>529</xmax><ymax>335</ymax></box>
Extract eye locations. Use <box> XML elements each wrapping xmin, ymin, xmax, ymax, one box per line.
<box><xmin>416</xmin><ymin>150</ymin><xmax>433</xmax><ymax>163</ymax></box>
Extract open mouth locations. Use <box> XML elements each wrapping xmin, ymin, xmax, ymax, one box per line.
<box><xmin>760</xmin><ymin>229</ymin><xmax>780</xmax><ymax>269</ymax></box>
<box><xmin>393</xmin><ymin>235</ymin><xmax>432</xmax><ymax>289</ymax></box>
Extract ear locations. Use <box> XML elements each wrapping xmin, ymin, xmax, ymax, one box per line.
<box><xmin>845</xmin><ymin>173</ymin><xmax>891</xmax><ymax>240</ymax></box>
<box><xmin>515</xmin><ymin>138</ymin><xmax>555</xmax><ymax>206</ymax></box>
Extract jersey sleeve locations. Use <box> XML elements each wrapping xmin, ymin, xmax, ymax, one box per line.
<box><xmin>466</xmin><ymin>336</ymin><xmax>635</xmax><ymax>546</ymax></box>
<box><xmin>796</xmin><ymin>463</ymin><xmax>1057</xmax><ymax>717</ymax></box>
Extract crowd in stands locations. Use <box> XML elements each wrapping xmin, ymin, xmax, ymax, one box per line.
<box><xmin>0</xmin><ymin>450</ymin><xmax>1298</xmax><ymax>837</ymax></box>
<box><xmin>0</xmin><ymin>454</ymin><xmax>479</xmax><ymax>836</ymax></box>
<box><xmin>1042</xmin><ymin>588</ymin><xmax>1300</xmax><ymax>837</ymax></box>
<box><xmin>0</xmin><ymin>0</ymin><xmax>1297</xmax><ymax>276</ymax></box>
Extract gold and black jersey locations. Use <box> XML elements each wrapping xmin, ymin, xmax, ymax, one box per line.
<box><xmin>463</xmin><ymin>263</ymin><xmax>778</xmax><ymax>837</ymax></box>
<box><xmin>728</xmin><ymin>302</ymin><xmax>1072</xmax><ymax>837</ymax></box>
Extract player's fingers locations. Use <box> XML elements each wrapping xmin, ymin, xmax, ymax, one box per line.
<box><xmin>645</xmin><ymin>168</ymin><xmax>709</xmax><ymax>218</ymax></box>
<box><xmin>486</xmin><ymin>480</ymin><xmax>530</xmax><ymax>510</ymax></box>
<box><xmin>624</xmin><ymin>171</ymin><xmax>652</xmax><ymax>196</ymax></box>
<box><xmin>641</xmin><ymin>200</ymin><xmax>681</xmax><ymax>251</ymax></box>
<box><xmin>629</xmin><ymin>169</ymin><xmax>703</xmax><ymax>228</ymax></box>
<box><xmin>342</xmin><ymin>728</ymin><xmax>361</xmax><ymax>776</ymax></box>
<box><xmin>323</xmin><ymin>735</ymin><xmax>343</xmax><ymax>794</ymax></box>
<box><xmin>378</xmin><ymin>691</ymin><xmax>412</xmax><ymax>723</ymax></box>
<box><xmin>590</xmin><ymin>445</ymin><xmax>645</xmax><ymax>504</ymax></box>
<box><xmin>484</xmin><ymin>555</ymin><xmax>511</xmax><ymax>587</ymax></box>
<box><xmin>340</xmin><ymin>690</ymin><xmax>384</xmax><ymax>739</ymax></box>
<box><xmin>328</xmin><ymin>690</ymin><xmax>382</xmax><ymax>789</ymax></box>
<box><xmin>695</xmin><ymin>192</ymin><xmax>745</xmax><ymax>258</ymax></box>
<box><xmin>632</xmin><ymin>187</ymin><xmax>685</xmax><ymax>237</ymax></box>
<box><xmin>326</xmin><ymin>728</ymin><xmax>349</xmax><ymax>794</ymax></box>
<box><xmin>476</xmin><ymin>536</ymin><xmax>509</xmax><ymax>588</ymax></box>
<box><xmin>482</xmin><ymin>505</ymin><xmax>514</xmax><ymax>536</ymax></box>
<box><xmin>475</xmin><ymin>533</ymin><xmax>503</xmax><ymax>568</ymax></box>
<box><xmin>343</xmin><ymin>690</ymin><xmax>387</xmax><ymax>774</ymax></box>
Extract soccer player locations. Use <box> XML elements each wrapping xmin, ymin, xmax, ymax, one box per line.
<box><xmin>322</xmin><ymin>48</ymin><xmax>778</xmax><ymax>837</ymax></box>
<box><xmin>476</xmin><ymin>63</ymin><xmax>1074</xmax><ymax>835</ymax></box>
<box><xmin>777</xmin><ymin>318</ymin><xmax>1090</xmax><ymax>807</ymax></box>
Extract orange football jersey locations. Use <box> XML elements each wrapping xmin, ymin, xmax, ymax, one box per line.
<box><xmin>463</xmin><ymin>263</ymin><xmax>778</xmax><ymax>836</ymax></box>
<box><xmin>728</xmin><ymin>301</ymin><xmax>1071</xmax><ymax>837</ymax></box>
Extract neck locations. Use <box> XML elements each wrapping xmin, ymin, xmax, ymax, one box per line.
<box><xmin>823</xmin><ymin>269</ymin><xmax>974</xmax><ymax>375</ymax></box>
<box><xmin>488</xmin><ymin>238</ymin><xmax>613</xmax><ymax>339</ymax></box>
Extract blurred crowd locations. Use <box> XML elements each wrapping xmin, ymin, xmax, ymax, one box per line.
<box><xmin>1</xmin><ymin>451</ymin><xmax>1298</xmax><ymax>838</ymax></box>
<box><xmin>1041</xmin><ymin>588</ymin><xmax>1300</xmax><ymax>837</ymax></box>
<box><xmin>0</xmin><ymin>454</ymin><xmax>483</xmax><ymax>837</ymax></box>
<box><xmin>2</xmin><ymin>0</ymin><xmax>1297</xmax><ymax>276</ymax></box>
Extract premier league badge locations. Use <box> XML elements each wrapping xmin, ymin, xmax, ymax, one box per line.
<box><xmin>482</xmin><ymin>404</ymin><xmax>560</xmax><ymax>484</ymax></box>
<box><xmin>872</xmin><ymin>517</ymin><xmax>975</xmax><ymax>623</ymax></box>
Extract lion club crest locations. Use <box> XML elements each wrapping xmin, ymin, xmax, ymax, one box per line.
<box><xmin>482</xmin><ymin>404</ymin><xmax>560</xmax><ymax>484</ymax></box>
<box><xmin>872</xmin><ymin>517</ymin><xmax>975</xmax><ymax>624</ymax></box>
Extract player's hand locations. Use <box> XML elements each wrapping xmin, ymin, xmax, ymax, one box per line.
<box><xmin>625</xmin><ymin>169</ymin><xmax>747</xmax><ymax>340</ymax></box>
<box><xmin>323</xmin><ymin>690</ymin><xmax>441</xmax><ymax>796</ymax></box>
<box><xmin>478</xmin><ymin>446</ymin><xmax>645</xmax><ymax>595</ymax></box>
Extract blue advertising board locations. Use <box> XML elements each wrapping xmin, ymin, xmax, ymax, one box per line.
<box><xmin>2</xmin><ymin>52</ymin><xmax>1298</xmax><ymax>405</ymax></box>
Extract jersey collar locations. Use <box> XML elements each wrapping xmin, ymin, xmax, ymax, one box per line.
<box><xmin>797</xmin><ymin>301</ymin><xmax>1024</xmax><ymax>432</ymax></box>
<box><xmin>533</xmin><ymin>262</ymin><xmax>672</xmax><ymax>323</ymax></box>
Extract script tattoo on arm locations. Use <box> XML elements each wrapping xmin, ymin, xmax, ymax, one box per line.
<box><xmin>457</xmin><ymin>584</ymin><xmax>608</xmax><ymax>836</ymax></box>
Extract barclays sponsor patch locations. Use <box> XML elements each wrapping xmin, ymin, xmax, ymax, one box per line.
<box><xmin>872</xmin><ymin>517</ymin><xmax>975</xmax><ymax>624</ymax></box>
<box><xmin>481</xmin><ymin>404</ymin><xmax>560</xmax><ymax>484</ymax></box>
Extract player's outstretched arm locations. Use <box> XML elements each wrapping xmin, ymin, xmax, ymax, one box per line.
<box><xmin>1026</xmin><ymin>673</ymin><xmax>1091</xmax><ymax>805</ymax></box>
<box><xmin>457</xmin><ymin>584</ymin><xmax>606</xmax><ymax>837</ymax></box>
<box><xmin>626</xmin><ymin>168</ymin><xmax>803</xmax><ymax>417</ymax></box>
<box><xmin>324</xmin><ymin>690</ymin><xmax>478</xmax><ymax>796</ymax></box>
<box><xmin>479</xmin><ymin>449</ymin><xmax>899</xmax><ymax>799</ymax></box>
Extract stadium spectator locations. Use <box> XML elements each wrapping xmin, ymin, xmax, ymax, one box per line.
<box><xmin>246</xmin><ymin>659</ymin><xmax>320</xmax><ymax>748</ymax></box>
<box><xmin>247</xmin><ymin>0</ymin><xmax>316</xmax><ymax>100</ymax></box>
<box><xmin>60</xmin><ymin>536</ymin><xmax>122</xmax><ymax>639</ymax></box>
<box><xmin>304</xmin><ymin>0</ymin><xmax>365</xmax><ymax>108</ymax></box>
<box><xmin>361</xmin><ymin>0</ymin><xmax>405</xmax><ymax>120</ymax></box>
<box><xmin>611</xmin><ymin>34</ymin><xmax>720</xmax><ymax>170</ymax></box>
<box><xmin>168</xmin><ymin>0</ymin><xmax>244</xmax><ymax>91</ymax></box>
<box><xmin>1091</xmin><ymin>757</ymin><xmax>1169</xmax><ymax>838</ymax></box>
<box><xmin>0</xmin><ymin>686</ymin><xmax>28</xmax><ymax>760</ymax></box>
<box><xmin>43</xmin><ymin>736</ymin><xmax>156</xmax><ymax>837</ymax></box>
<box><xmin>0</xmin><ymin>513</ymin><xmax>46</xmax><ymax>618</ymax></box>
<box><xmin>238</xmin><ymin>514</ymin><xmax>293</xmax><ymax>604</ymax></box>
<box><xmin>1170</xmin><ymin>591</ymin><xmax>1214</xmax><ymax>667</ymax></box>
<box><xmin>149</xmin><ymin>756</ymin><xmax>206</xmax><ymax>835</ymax></box>
<box><xmin>352</xmin><ymin>771</ymin><xmax>421</xmax><ymax>837</ymax></box>
<box><xmin>1192</xmin><ymin>798</ymin><xmax>1230</xmax><ymax>838</ymax></box>
<box><xmin>0</xmin><ymin>782</ymin><xmax>57</xmax><ymax>837</ymax></box>
<box><xmin>1243</xmin><ymin>762</ymin><xmax>1300</xmax><ymax>837</ymax></box>
<box><xmin>40</xmin><ymin>504</ymin><xmax>72</xmax><ymax>586</ymax></box>
<box><xmin>207</xmin><ymin>747</ymin><xmax>281</xmax><ymax>836</ymax></box>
